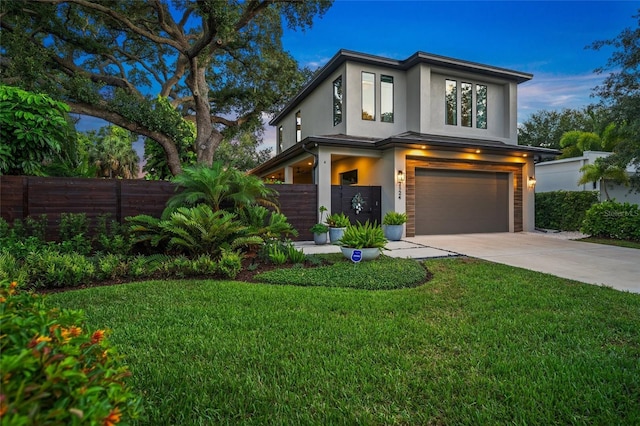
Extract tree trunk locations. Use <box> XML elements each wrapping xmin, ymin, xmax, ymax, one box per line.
<box><xmin>189</xmin><ymin>58</ymin><xmax>224</xmax><ymax>167</ymax></box>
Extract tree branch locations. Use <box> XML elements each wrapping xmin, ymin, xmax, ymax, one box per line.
<box><xmin>34</xmin><ymin>0</ymin><xmax>187</xmax><ymax>52</ymax></box>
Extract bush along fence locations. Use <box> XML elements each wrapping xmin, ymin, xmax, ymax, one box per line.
<box><xmin>535</xmin><ymin>190</ymin><xmax>599</xmax><ymax>231</ymax></box>
<box><xmin>582</xmin><ymin>201</ymin><xmax>640</xmax><ymax>242</ymax></box>
<box><xmin>0</xmin><ymin>176</ymin><xmax>317</xmax><ymax>241</ymax></box>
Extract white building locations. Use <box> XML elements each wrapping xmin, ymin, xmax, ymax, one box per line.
<box><xmin>252</xmin><ymin>50</ymin><xmax>558</xmax><ymax>235</ymax></box>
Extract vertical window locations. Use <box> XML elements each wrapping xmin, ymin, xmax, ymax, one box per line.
<box><xmin>295</xmin><ymin>111</ymin><xmax>301</xmax><ymax>142</ymax></box>
<box><xmin>461</xmin><ymin>82</ymin><xmax>472</xmax><ymax>127</ymax></box>
<box><xmin>277</xmin><ymin>126</ymin><xmax>283</xmax><ymax>153</ymax></box>
<box><xmin>445</xmin><ymin>79</ymin><xmax>457</xmax><ymax>125</ymax></box>
<box><xmin>381</xmin><ymin>75</ymin><xmax>394</xmax><ymax>123</ymax></box>
<box><xmin>333</xmin><ymin>76</ymin><xmax>343</xmax><ymax>126</ymax></box>
<box><xmin>476</xmin><ymin>84</ymin><xmax>487</xmax><ymax>129</ymax></box>
<box><xmin>361</xmin><ymin>72</ymin><xmax>375</xmax><ymax>120</ymax></box>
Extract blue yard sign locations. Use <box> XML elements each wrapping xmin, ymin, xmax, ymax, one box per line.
<box><xmin>351</xmin><ymin>249</ymin><xmax>362</xmax><ymax>263</ymax></box>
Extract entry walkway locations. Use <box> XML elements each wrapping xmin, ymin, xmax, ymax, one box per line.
<box><xmin>295</xmin><ymin>239</ymin><xmax>458</xmax><ymax>259</ymax></box>
<box><xmin>296</xmin><ymin>232</ymin><xmax>640</xmax><ymax>294</ymax></box>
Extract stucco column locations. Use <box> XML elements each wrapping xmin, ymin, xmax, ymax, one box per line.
<box><xmin>317</xmin><ymin>148</ymin><xmax>332</xmax><ymax>220</ymax></box>
<box><xmin>284</xmin><ymin>166</ymin><xmax>294</xmax><ymax>184</ymax></box>
<box><xmin>522</xmin><ymin>159</ymin><xmax>536</xmax><ymax>232</ymax></box>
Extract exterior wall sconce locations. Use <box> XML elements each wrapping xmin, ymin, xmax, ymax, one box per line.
<box><xmin>528</xmin><ymin>176</ymin><xmax>537</xmax><ymax>189</ymax></box>
<box><xmin>397</xmin><ymin>170</ymin><xmax>405</xmax><ymax>199</ymax></box>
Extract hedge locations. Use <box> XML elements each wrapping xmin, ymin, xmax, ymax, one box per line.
<box><xmin>581</xmin><ymin>201</ymin><xmax>640</xmax><ymax>241</ymax></box>
<box><xmin>535</xmin><ymin>191</ymin><xmax>599</xmax><ymax>231</ymax></box>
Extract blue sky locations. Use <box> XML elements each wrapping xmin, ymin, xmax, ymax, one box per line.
<box><xmin>77</xmin><ymin>1</ymin><xmax>638</xmax><ymax>157</ymax></box>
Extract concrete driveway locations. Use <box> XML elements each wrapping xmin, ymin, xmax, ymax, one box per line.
<box><xmin>406</xmin><ymin>232</ymin><xmax>640</xmax><ymax>294</ymax></box>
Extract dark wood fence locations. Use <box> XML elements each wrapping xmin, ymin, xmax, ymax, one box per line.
<box><xmin>0</xmin><ymin>176</ymin><xmax>316</xmax><ymax>241</ymax></box>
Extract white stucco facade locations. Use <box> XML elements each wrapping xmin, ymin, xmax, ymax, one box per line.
<box><xmin>255</xmin><ymin>50</ymin><xmax>557</xmax><ymax>236</ymax></box>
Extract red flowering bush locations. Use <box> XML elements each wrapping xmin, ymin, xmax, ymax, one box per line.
<box><xmin>0</xmin><ymin>280</ymin><xmax>142</xmax><ymax>424</ymax></box>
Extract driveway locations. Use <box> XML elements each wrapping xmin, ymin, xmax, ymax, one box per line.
<box><xmin>406</xmin><ymin>233</ymin><xmax>640</xmax><ymax>294</ymax></box>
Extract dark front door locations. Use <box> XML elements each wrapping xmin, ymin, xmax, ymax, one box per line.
<box><xmin>331</xmin><ymin>185</ymin><xmax>382</xmax><ymax>225</ymax></box>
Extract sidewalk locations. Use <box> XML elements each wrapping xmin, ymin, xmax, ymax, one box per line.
<box><xmin>294</xmin><ymin>240</ymin><xmax>458</xmax><ymax>259</ymax></box>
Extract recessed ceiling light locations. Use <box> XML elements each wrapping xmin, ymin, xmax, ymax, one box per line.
<box><xmin>523</xmin><ymin>154</ymin><xmax>528</xmax><ymax>157</ymax></box>
<box><xmin>475</xmin><ymin>149</ymin><xmax>481</xmax><ymax>154</ymax></box>
<box><xmin>421</xmin><ymin>145</ymin><xmax>426</xmax><ymax>149</ymax></box>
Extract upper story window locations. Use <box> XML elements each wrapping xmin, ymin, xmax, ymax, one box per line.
<box><xmin>445</xmin><ymin>79</ymin><xmax>457</xmax><ymax>126</ymax></box>
<box><xmin>461</xmin><ymin>82</ymin><xmax>472</xmax><ymax>127</ymax></box>
<box><xmin>446</xmin><ymin>79</ymin><xmax>488</xmax><ymax>129</ymax></box>
<box><xmin>333</xmin><ymin>76</ymin><xmax>343</xmax><ymax>126</ymax></box>
<box><xmin>295</xmin><ymin>111</ymin><xmax>301</xmax><ymax>142</ymax></box>
<box><xmin>476</xmin><ymin>84</ymin><xmax>487</xmax><ymax>129</ymax></box>
<box><xmin>381</xmin><ymin>75</ymin><xmax>394</xmax><ymax>123</ymax></box>
<box><xmin>277</xmin><ymin>126</ymin><xmax>283</xmax><ymax>153</ymax></box>
<box><xmin>361</xmin><ymin>72</ymin><xmax>375</xmax><ymax>120</ymax></box>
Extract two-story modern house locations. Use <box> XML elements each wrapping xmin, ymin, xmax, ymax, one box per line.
<box><xmin>251</xmin><ymin>50</ymin><xmax>558</xmax><ymax>236</ymax></box>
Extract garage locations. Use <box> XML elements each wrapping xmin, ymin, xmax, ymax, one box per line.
<box><xmin>415</xmin><ymin>168</ymin><xmax>509</xmax><ymax>235</ymax></box>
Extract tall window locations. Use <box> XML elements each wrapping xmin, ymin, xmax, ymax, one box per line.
<box><xmin>445</xmin><ymin>79</ymin><xmax>457</xmax><ymax>125</ymax></box>
<box><xmin>476</xmin><ymin>84</ymin><xmax>487</xmax><ymax>129</ymax></box>
<box><xmin>361</xmin><ymin>72</ymin><xmax>375</xmax><ymax>120</ymax></box>
<box><xmin>333</xmin><ymin>76</ymin><xmax>343</xmax><ymax>126</ymax></box>
<box><xmin>461</xmin><ymin>82</ymin><xmax>473</xmax><ymax>127</ymax></box>
<box><xmin>381</xmin><ymin>75</ymin><xmax>394</xmax><ymax>123</ymax></box>
<box><xmin>277</xmin><ymin>126</ymin><xmax>283</xmax><ymax>153</ymax></box>
<box><xmin>295</xmin><ymin>111</ymin><xmax>301</xmax><ymax>142</ymax></box>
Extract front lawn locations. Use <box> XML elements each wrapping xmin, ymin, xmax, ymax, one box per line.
<box><xmin>47</xmin><ymin>258</ymin><xmax>640</xmax><ymax>425</ymax></box>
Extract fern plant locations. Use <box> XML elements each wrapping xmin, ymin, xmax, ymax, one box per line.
<box><xmin>160</xmin><ymin>205</ymin><xmax>247</xmax><ymax>256</ymax></box>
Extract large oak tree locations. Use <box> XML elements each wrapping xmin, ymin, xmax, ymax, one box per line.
<box><xmin>1</xmin><ymin>0</ymin><xmax>331</xmax><ymax>175</ymax></box>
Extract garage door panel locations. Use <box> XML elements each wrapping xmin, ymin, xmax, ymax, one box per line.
<box><xmin>415</xmin><ymin>169</ymin><xmax>508</xmax><ymax>235</ymax></box>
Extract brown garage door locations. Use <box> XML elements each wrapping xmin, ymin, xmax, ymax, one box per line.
<box><xmin>415</xmin><ymin>169</ymin><xmax>509</xmax><ymax>235</ymax></box>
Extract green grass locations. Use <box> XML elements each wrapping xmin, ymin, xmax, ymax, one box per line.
<box><xmin>579</xmin><ymin>237</ymin><xmax>640</xmax><ymax>249</ymax></box>
<box><xmin>256</xmin><ymin>255</ymin><xmax>427</xmax><ymax>289</ymax></box>
<box><xmin>47</xmin><ymin>258</ymin><xmax>640</xmax><ymax>425</ymax></box>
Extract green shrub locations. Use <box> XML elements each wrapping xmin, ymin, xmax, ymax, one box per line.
<box><xmin>59</xmin><ymin>212</ymin><xmax>89</xmax><ymax>243</ymax></box>
<box><xmin>0</xmin><ymin>217</ymin><xmax>10</xmax><ymax>239</ymax></box>
<box><xmin>191</xmin><ymin>254</ymin><xmax>218</xmax><ymax>276</ymax></box>
<box><xmin>0</xmin><ymin>280</ymin><xmax>142</xmax><ymax>424</ymax></box>
<box><xmin>1</xmin><ymin>236</ymin><xmax>48</xmax><ymax>260</ymax></box>
<box><xmin>218</xmin><ymin>249</ymin><xmax>243</xmax><ymax>279</ymax></box>
<box><xmin>338</xmin><ymin>221</ymin><xmax>387</xmax><ymax>249</ymax></box>
<box><xmin>23</xmin><ymin>248</ymin><xmax>95</xmax><ymax>289</ymax></box>
<box><xmin>325</xmin><ymin>212</ymin><xmax>350</xmax><ymax>228</ymax></box>
<box><xmin>96</xmin><ymin>254</ymin><xmax>129</xmax><ymax>281</ymax></box>
<box><xmin>268</xmin><ymin>246</ymin><xmax>288</xmax><ymax>265</ymax></box>
<box><xmin>24</xmin><ymin>214</ymin><xmax>47</xmax><ymax>242</ymax></box>
<box><xmin>286</xmin><ymin>244</ymin><xmax>306</xmax><ymax>264</ymax></box>
<box><xmin>581</xmin><ymin>201</ymin><xmax>640</xmax><ymax>241</ymax></box>
<box><xmin>382</xmin><ymin>211</ymin><xmax>407</xmax><ymax>225</ymax></box>
<box><xmin>535</xmin><ymin>191</ymin><xmax>599</xmax><ymax>231</ymax></box>
<box><xmin>0</xmin><ymin>252</ymin><xmax>27</xmax><ymax>283</ymax></box>
<box><xmin>128</xmin><ymin>254</ymin><xmax>166</xmax><ymax>278</ymax></box>
<box><xmin>59</xmin><ymin>234</ymin><xmax>92</xmax><ymax>256</ymax></box>
<box><xmin>95</xmin><ymin>214</ymin><xmax>132</xmax><ymax>256</ymax></box>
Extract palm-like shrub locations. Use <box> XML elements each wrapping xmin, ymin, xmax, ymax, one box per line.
<box><xmin>164</xmin><ymin>162</ymin><xmax>278</xmax><ymax>217</ymax></box>
<box><xmin>236</xmin><ymin>205</ymin><xmax>299</xmax><ymax>240</ymax></box>
<box><xmin>160</xmin><ymin>205</ymin><xmax>247</xmax><ymax>256</ymax></box>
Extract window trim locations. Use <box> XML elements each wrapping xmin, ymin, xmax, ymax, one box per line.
<box><xmin>295</xmin><ymin>110</ymin><xmax>301</xmax><ymax>143</ymax></box>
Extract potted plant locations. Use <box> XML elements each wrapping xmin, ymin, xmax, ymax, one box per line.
<box><xmin>382</xmin><ymin>211</ymin><xmax>407</xmax><ymax>241</ymax></box>
<box><xmin>310</xmin><ymin>206</ymin><xmax>329</xmax><ymax>245</ymax></box>
<box><xmin>325</xmin><ymin>212</ymin><xmax>351</xmax><ymax>244</ymax></box>
<box><xmin>337</xmin><ymin>220</ymin><xmax>387</xmax><ymax>261</ymax></box>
